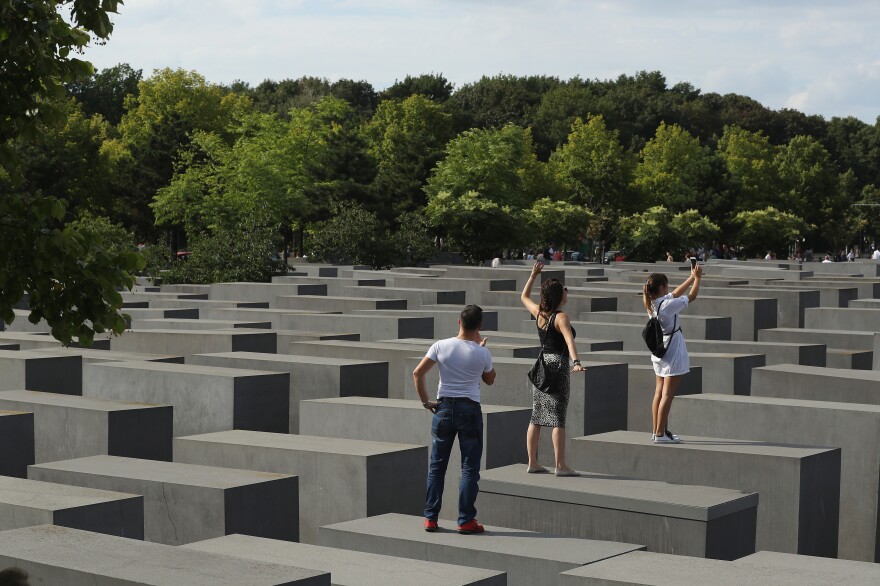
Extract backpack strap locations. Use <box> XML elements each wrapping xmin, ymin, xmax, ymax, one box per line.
<box><xmin>656</xmin><ymin>298</ymin><xmax>682</xmax><ymax>337</ymax></box>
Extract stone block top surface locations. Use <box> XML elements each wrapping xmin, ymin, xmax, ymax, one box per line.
<box><xmin>560</xmin><ymin>550</ymin><xmax>835</xmax><ymax>585</ymax></box>
<box><xmin>0</xmin><ymin>525</ymin><xmax>326</xmax><ymax>585</ymax></box>
<box><xmin>86</xmin><ymin>360</ymin><xmax>281</xmax><ymax>379</ymax></box>
<box><xmin>756</xmin><ymin>363</ymin><xmax>880</xmax><ymax>381</ymax></box>
<box><xmin>184</xmin><ymin>534</ymin><xmax>505</xmax><ymax>586</ymax></box>
<box><xmin>322</xmin><ymin>513</ymin><xmax>643</xmax><ymax>563</ymax></box>
<box><xmin>0</xmin><ymin>476</ymin><xmax>139</xmax><ymax>510</ymax></box>
<box><xmin>0</xmin><ymin>390</ymin><xmax>167</xmax><ymax>412</ymax></box>
<box><xmin>0</xmin><ymin>349</ymin><xmax>74</xmax><ymax>361</ymax></box>
<box><xmin>176</xmin><ymin>429</ymin><xmax>423</xmax><ymax>456</ymax></box>
<box><xmin>579</xmin><ymin>430</ymin><xmax>838</xmax><ymax>458</ymax></box>
<box><xmin>32</xmin><ymin>455</ymin><xmax>292</xmax><ymax>489</ymax></box>
<box><xmin>305</xmin><ymin>396</ymin><xmax>528</xmax><ymax>415</ymax></box>
<box><xmin>733</xmin><ymin>551</ymin><xmax>880</xmax><ymax>583</ymax></box>
<box><xmin>193</xmin><ymin>352</ymin><xmax>383</xmax><ymax>367</ymax></box>
<box><xmin>0</xmin><ymin>410</ymin><xmax>30</xmax><ymax>417</ymax></box>
<box><xmin>480</xmin><ymin>465</ymin><xmax>757</xmax><ymax>521</ymax></box>
<box><xmin>30</xmin><ymin>347</ymin><xmax>183</xmax><ymax>362</ymax></box>
<box><xmin>682</xmin><ymin>392</ymin><xmax>880</xmax><ymax>414</ymax></box>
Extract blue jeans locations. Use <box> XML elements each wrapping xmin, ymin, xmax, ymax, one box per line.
<box><xmin>424</xmin><ymin>398</ymin><xmax>484</xmax><ymax>525</ymax></box>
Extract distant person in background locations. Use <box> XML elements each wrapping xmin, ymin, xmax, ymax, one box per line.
<box><xmin>847</xmin><ymin>250</ymin><xmax>856</xmax><ymax>262</ymax></box>
<box><xmin>822</xmin><ymin>255</ymin><xmax>833</xmax><ymax>263</ymax></box>
<box><xmin>764</xmin><ymin>251</ymin><xmax>773</xmax><ymax>260</ymax></box>
<box><xmin>642</xmin><ymin>265</ymin><xmax>703</xmax><ymax>444</ymax></box>
<box><xmin>491</xmin><ymin>256</ymin><xmax>501</xmax><ymax>268</ymax></box>
<box><xmin>665</xmin><ymin>251</ymin><xmax>674</xmax><ymax>262</ymax></box>
<box><xmin>873</xmin><ymin>248</ymin><xmax>880</xmax><ymax>260</ymax></box>
<box><xmin>414</xmin><ymin>305</ymin><xmax>496</xmax><ymax>535</ymax></box>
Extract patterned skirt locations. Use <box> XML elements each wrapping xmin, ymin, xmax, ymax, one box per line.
<box><xmin>530</xmin><ymin>352</ymin><xmax>571</xmax><ymax>428</ymax></box>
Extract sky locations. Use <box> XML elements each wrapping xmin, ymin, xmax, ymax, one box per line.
<box><xmin>81</xmin><ymin>0</ymin><xmax>880</xmax><ymax>122</ymax></box>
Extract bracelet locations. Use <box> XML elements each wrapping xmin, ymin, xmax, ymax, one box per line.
<box><xmin>572</xmin><ymin>359</ymin><xmax>581</xmax><ymax>365</ymax></box>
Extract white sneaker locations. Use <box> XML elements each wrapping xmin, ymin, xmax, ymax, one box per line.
<box><xmin>653</xmin><ymin>434</ymin><xmax>681</xmax><ymax>444</ymax></box>
<box><xmin>664</xmin><ymin>430</ymin><xmax>681</xmax><ymax>442</ymax></box>
<box><xmin>651</xmin><ymin>433</ymin><xmax>656</xmax><ymax>442</ymax></box>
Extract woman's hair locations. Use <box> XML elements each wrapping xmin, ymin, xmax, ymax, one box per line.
<box><xmin>642</xmin><ymin>273</ymin><xmax>669</xmax><ymax>313</ymax></box>
<box><xmin>539</xmin><ymin>278</ymin><xmax>565</xmax><ymax>315</ymax></box>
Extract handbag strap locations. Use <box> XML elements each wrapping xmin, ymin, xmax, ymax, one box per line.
<box><xmin>537</xmin><ymin>311</ymin><xmax>556</xmax><ymax>347</ymax></box>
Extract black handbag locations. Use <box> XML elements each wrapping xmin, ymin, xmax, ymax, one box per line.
<box><xmin>528</xmin><ymin>312</ymin><xmax>561</xmax><ymax>394</ymax></box>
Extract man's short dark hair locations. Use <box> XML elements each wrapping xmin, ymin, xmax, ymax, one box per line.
<box><xmin>460</xmin><ymin>304</ymin><xmax>483</xmax><ymax>331</ymax></box>
<box><xmin>0</xmin><ymin>568</ymin><xmax>30</xmax><ymax>586</ymax></box>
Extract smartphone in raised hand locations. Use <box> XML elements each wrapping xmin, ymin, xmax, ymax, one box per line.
<box><xmin>690</xmin><ymin>257</ymin><xmax>697</xmax><ymax>269</ymax></box>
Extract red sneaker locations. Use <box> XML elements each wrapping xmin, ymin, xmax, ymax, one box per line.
<box><xmin>424</xmin><ymin>518</ymin><xmax>438</xmax><ymax>532</ymax></box>
<box><xmin>457</xmin><ymin>519</ymin><xmax>485</xmax><ymax>534</ymax></box>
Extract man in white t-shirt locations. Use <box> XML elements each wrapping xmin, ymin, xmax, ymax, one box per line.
<box><xmin>872</xmin><ymin>248</ymin><xmax>880</xmax><ymax>261</ymax></box>
<box><xmin>413</xmin><ymin>304</ymin><xmax>496</xmax><ymax>535</ymax></box>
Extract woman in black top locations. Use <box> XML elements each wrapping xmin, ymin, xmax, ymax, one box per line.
<box><xmin>520</xmin><ymin>262</ymin><xmax>585</xmax><ymax>477</ymax></box>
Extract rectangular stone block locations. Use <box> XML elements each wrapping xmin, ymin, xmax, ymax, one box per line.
<box><xmin>0</xmin><ymin>410</ymin><xmax>34</xmax><ymax>477</ymax></box>
<box><xmin>712</xmin><ymin>286</ymin><xmax>820</xmax><ymax>328</ymax></box>
<box><xmin>733</xmin><ymin>550</ymin><xmax>880</xmax><ymax>584</ymax></box>
<box><xmin>300</xmin><ymin>397</ymin><xmax>530</xmax><ymax>521</ymax></box>
<box><xmin>751</xmin><ymin>364</ymin><xmax>880</xmax><ymax>404</ymax></box>
<box><xmin>570</xmin><ymin>431</ymin><xmax>840</xmax><ymax>556</ymax></box>
<box><xmin>672</xmin><ymin>394</ymin><xmax>880</xmax><ymax>561</ymax></box>
<box><xmin>826</xmin><ymin>348</ymin><xmax>873</xmax><ymax>369</ymax></box>
<box><xmin>0</xmin><ymin>525</ymin><xmax>327</xmax><ymax>585</ymax></box>
<box><xmin>684</xmin><ymin>296</ymin><xmax>777</xmax><ymax>341</ymax></box>
<box><xmin>277</xmin><ymin>295</ymin><xmax>408</xmax><ymax>312</ymax></box>
<box><xmin>201</xmin><ymin>307</ymin><xmax>330</xmax><ymax>329</ymax></box>
<box><xmin>30</xmin><ymin>346</ymin><xmax>185</xmax><ymax>364</ymax></box>
<box><xmin>189</xmin><ymin>352</ymin><xmax>388</xmax><ymax>433</ymax></box>
<box><xmin>0</xmin><ymin>476</ymin><xmax>142</xmax><ymax>538</ymax></box>
<box><xmin>131</xmin><ymin>317</ymin><xmax>272</xmax><ymax>330</ymax></box>
<box><xmin>476</xmin><ymin>464</ymin><xmax>758</xmax><ymax>560</ymax></box>
<box><xmin>29</xmin><ymin>455</ymin><xmax>298</xmax><ymax>545</ymax></box>
<box><xmin>403</xmin><ymin>356</ymin><xmax>629</xmax><ymax>443</ymax></box>
<box><xmin>210</xmin><ymin>281</ymin><xmax>328</xmax><ymax>303</ymax></box>
<box><xmin>759</xmin><ymin>327</ymin><xmax>874</xmax><ymax>350</ymax></box>
<box><xmin>686</xmin><ymin>339</ymin><xmax>825</xmax><ymax>367</ymax></box>
<box><xmin>482</xmin><ymin>290</ymin><xmax>618</xmax><ymax>315</ymax></box>
<box><xmin>805</xmin><ymin>307</ymin><xmax>880</xmax><ymax>332</ymax></box>
<box><xmin>589</xmin><ymin>350</ymin><xmax>764</xmax><ymax>395</ymax></box>
<box><xmin>341</xmin><ymin>285</ymin><xmax>467</xmax><ymax>307</ymax></box>
<box><xmin>319</xmin><ymin>513</ymin><xmax>643</xmax><ymax>586</ymax></box>
<box><xmin>353</xmin><ymin>308</ymin><xmax>499</xmax><ymax>336</ymax></box>
<box><xmin>557</xmin><ymin>550</ymin><xmax>832</xmax><ymax>586</ymax></box>
<box><xmin>0</xmin><ymin>332</ymin><xmax>64</xmax><ymax>350</ymax></box>
<box><xmin>173</xmin><ymin>430</ymin><xmax>425</xmax><ymax>544</ymax></box>
<box><xmin>283</xmin><ymin>313</ymin><xmax>434</xmax><ymax>341</ymax></box>
<box><xmin>0</xmin><ymin>349</ymin><xmax>82</xmax><ymax>395</ymax></box>
<box><xmin>0</xmin><ymin>390</ymin><xmax>172</xmax><ymax>463</ymax></box>
<box><xmin>110</xmin><ymin>328</ymin><xmax>277</xmax><ymax>356</ymax></box>
<box><xmin>184</xmin><ymin>534</ymin><xmax>505</xmax><ymax>586</ymax></box>
<box><xmin>583</xmin><ymin>311</ymin><xmax>732</xmax><ymax>340</ymax></box>
<box><xmin>83</xmin><ymin>361</ymin><xmax>289</xmax><ymax>437</ymax></box>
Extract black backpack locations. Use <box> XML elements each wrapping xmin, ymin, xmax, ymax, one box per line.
<box><xmin>642</xmin><ymin>299</ymin><xmax>681</xmax><ymax>358</ymax></box>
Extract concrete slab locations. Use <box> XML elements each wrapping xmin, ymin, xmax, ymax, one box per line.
<box><xmin>319</xmin><ymin>513</ymin><xmax>644</xmax><ymax>586</ymax></box>
<box><xmin>340</xmin><ymin>285</ymin><xmax>466</xmax><ymax>308</ymax></box>
<box><xmin>733</xmin><ymin>550</ymin><xmax>880</xmax><ymax>584</ymax></box>
<box><xmin>184</xmin><ymin>531</ymin><xmax>507</xmax><ymax>585</ymax></box>
<box><xmin>570</xmin><ymin>431</ymin><xmax>840</xmax><ymax>556</ymax></box>
<box><xmin>300</xmin><ymin>397</ymin><xmax>530</xmax><ymax>521</ymax></box>
<box><xmin>685</xmin><ymin>339</ymin><xmax>825</xmax><ymax>367</ymax></box>
<box><xmin>751</xmin><ymin>364</ymin><xmax>880</xmax><ymax>404</ymax></box>
<box><xmin>0</xmin><ymin>390</ymin><xmax>172</xmax><ymax>463</ymax></box>
<box><xmin>588</xmin><ymin>350</ymin><xmax>764</xmax><ymax>395</ymax></box>
<box><xmin>0</xmin><ymin>349</ymin><xmax>82</xmax><ymax>395</ymax></box>
<box><xmin>758</xmin><ymin>327</ymin><xmax>874</xmax><ymax>351</ymax></box>
<box><xmin>29</xmin><ymin>346</ymin><xmax>184</xmax><ymax>364</ymax></box>
<box><xmin>277</xmin><ymin>295</ymin><xmax>408</xmax><ymax>312</ymax></box>
<box><xmin>283</xmin><ymin>313</ymin><xmax>434</xmax><ymax>341</ymax></box>
<box><xmin>0</xmin><ymin>332</ymin><xmax>64</xmax><ymax>350</ymax></box>
<box><xmin>29</xmin><ymin>455</ymin><xmax>298</xmax><ymax>545</ymax></box>
<box><xmin>83</xmin><ymin>361</ymin><xmax>289</xmax><ymax>437</ymax></box>
<box><xmin>557</xmin><ymin>550</ymin><xmax>846</xmax><ymax>586</ymax></box>
<box><xmin>130</xmin><ymin>318</ymin><xmax>273</xmax><ymax>330</ymax></box>
<box><xmin>173</xmin><ymin>430</ymin><xmax>425</xmax><ymax>544</ymax></box>
<box><xmin>189</xmin><ymin>352</ymin><xmax>388</xmax><ymax>433</ymax></box>
<box><xmin>476</xmin><ymin>464</ymin><xmax>757</xmax><ymax>560</ymax></box>
<box><xmin>0</xmin><ymin>410</ymin><xmax>34</xmax><ymax>477</ymax></box>
<box><xmin>0</xmin><ymin>476</ymin><xmax>142</xmax><ymax>538</ymax></box>
<box><xmin>826</xmin><ymin>348</ymin><xmax>872</xmax><ymax>369</ymax></box>
<box><xmin>0</xmin><ymin>525</ymin><xmax>327</xmax><ymax>585</ymax></box>
<box><xmin>673</xmin><ymin>394</ymin><xmax>880</xmax><ymax>562</ymax></box>
<box><xmin>582</xmin><ymin>311</ymin><xmax>732</xmax><ymax>341</ymax></box>
<box><xmin>110</xmin><ymin>328</ymin><xmax>277</xmax><ymax>356</ymax></box>
<box><xmin>805</xmin><ymin>306</ymin><xmax>880</xmax><ymax>331</ymax></box>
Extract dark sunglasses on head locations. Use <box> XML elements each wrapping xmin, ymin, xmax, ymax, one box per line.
<box><xmin>563</xmin><ymin>287</ymin><xmax>568</xmax><ymax>291</ymax></box>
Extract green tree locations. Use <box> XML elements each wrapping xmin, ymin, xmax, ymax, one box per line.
<box><xmin>615</xmin><ymin>206</ymin><xmax>719</xmax><ymax>261</ymax></box>
<box><xmin>381</xmin><ymin>74</ymin><xmax>453</xmax><ymax>103</ymax></box>
<box><xmin>387</xmin><ymin>209</ymin><xmax>435</xmax><ymax>265</ymax></box>
<box><xmin>1</xmin><ymin>0</ymin><xmax>147</xmax><ymax>345</ymax></box>
<box><xmin>716</xmin><ymin>125</ymin><xmax>780</xmax><ymax>212</ymax></box>
<box><xmin>732</xmin><ymin>207</ymin><xmax>810</xmax><ymax>258</ymax></box>
<box><xmin>362</xmin><ymin>95</ymin><xmax>454</xmax><ymax>215</ymax></box>
<box><xmin>528</xmin><ymin>197</ymin><xmax>593</xmax><ymax>252</ymax></box>
<box><xmin>426</xmin><ymin>190</ymin><xmax>523</xmax><ymax>263</ymax></box>
<box><xmin>306</xmin><ymin>203</ymin><xmax>389</xmax><ymax>268</ymax></box>
<box><xmin>634</xmin><ymin>122</ymin><xmax>717</xmax><ymax>213</ymax></box>
<box><xmin>424</xmin><ymin>124</ymin><xmax>549</xmax><ymax>210</ymax></box>
<box><xmin>67</xmin><ymin>63</ymin><xmax>142</xmax><ymax>125</ymax></box>
<box><xmin>549</xmin><ymin>115</ymin><xmax>636</xmax><ymax>213</ymax></box>
<box><xmin>668</xmin><ymin>209</ymin><xmax>721</xmax><ymax>252</ymax></box>
<box><xmin>448</xmin><ymin>74</ymin><xmax>561</xmax><ymax>131</ymax></box>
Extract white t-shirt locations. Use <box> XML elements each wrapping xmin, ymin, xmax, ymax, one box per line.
<box><xmin>425</xmin><ymin>337</ymin><xmax>493</xmax><ymax>402</ymax></box>
<box><xmin>873</xmin><ymin>250</ymin><xmax>880</xmax><ymax>260</ymax></box>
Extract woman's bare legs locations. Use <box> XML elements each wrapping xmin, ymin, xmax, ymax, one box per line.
<box><xmin>654</xmin><ymin>376</ymin><xmax>682</xmax><ymax>436</ymax></box>
<box><xmin>651</xmin><ymin>375</ymin><xmax>663</xmax><ymax>435</ymax></box>
<box><xmin>552</xmin><ymin>427</ymin><xmax>575</xmax><ymax>471</ymax></box>
<box><xmin>526</xmin><ymin>423</ymin><xmax>542</xmax><ymax>467</ymax></box>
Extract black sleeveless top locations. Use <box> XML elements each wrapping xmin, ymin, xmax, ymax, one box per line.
<box><xmin>536</xmin><ymin>312</ymin><xmax>576</xmax><ymax>356</ymax></box>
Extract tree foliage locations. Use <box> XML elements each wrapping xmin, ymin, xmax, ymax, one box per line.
<box><xmin>527</xmin><ymin>197</ymin><xmax>593</xmax><ymax>251</ymax></box>
<box><xmin>732</xmin><ymin>207</ymin><xmax>810</xmax><ymax>258</ymax></box>
<box><xmin>306</xmin><ymin>203</ymin><xmax>388</xmax><ymax>268</ymax></box>
<box><xmin>616</xmin><ymin>206</ymin><xmax>720</xmax><ymax>261</ymax></box>
<box><xmin>426</xmin><ymin>190</ymin><xmax>523</xmax><ymax>263</ymax></box>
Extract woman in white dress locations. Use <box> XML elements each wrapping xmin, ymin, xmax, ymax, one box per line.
<box><xmin>643</xmin><ymin>265</ymin><xmax>703</xmax><ymax>444</ymax></box>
